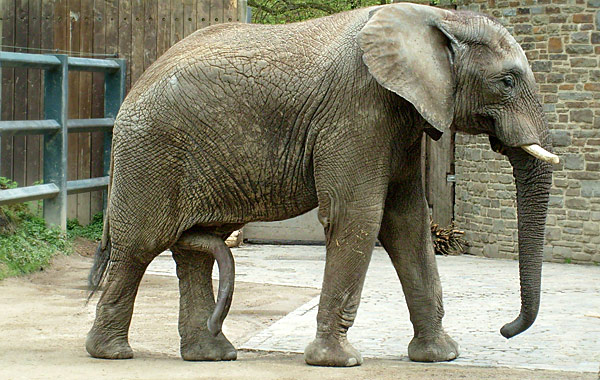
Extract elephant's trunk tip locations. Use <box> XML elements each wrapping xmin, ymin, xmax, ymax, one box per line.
<box><xmin>500</xmin><ymin>313</ymin><xmax>535</xmax><ymax>339</ymax></box>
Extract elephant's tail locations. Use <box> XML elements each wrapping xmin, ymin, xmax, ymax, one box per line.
<box><xmin>87</xmin><ymin>152</ymin><xmax>114</xmax><ymax>301</ymax></box>
<box><xmin>87</xmin><ymin>237</ymin><xmax>111</xmax><ymax>301</ymax></box>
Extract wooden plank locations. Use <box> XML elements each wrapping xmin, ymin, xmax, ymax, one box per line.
<box><xmin>157</xmin><ymin>0</ymin><xmax>170</xmax><ymax>57</ymax></box>
<box><xmin>90</xmin><ymin>0</ymin><xmax>110</xmax><ymax>217</ymax></box>
<box><xmin>197</xmin><ymin>0</ymin><xmax>210</xmax><ymax>29</ymax></box>
<box><xmin>209</xmin><ymin>0</ymin><xmax>223</xmax><ymax>25</ymax></box>
<box><xmin>223</xmin><ymin>0</ymin><xmax>236</xmax><ymax>23</ymax></box>
<box><xmin>170</xmin><ymin>0</ymin><xmax>183</xmax><ymax>45</ymax></box>
<box><xmin>12</xmin><ymin>0</ymin><xmax>29</xmax><ymax>187</ymax></box>
<box><xmin>53</xmin><ymin>0</ymin><xmax>67</xmax><ymax>52</ymax></box>
<box><xmin>67</xmin><ymin>0</ymin><xmax>81</xmax><ymax>220</ymax></box>
<box><xmin>26</xmin><ymin>0</ymin><xmax>41</xmax><ymax>187</ymax></box>
<box><xmin>118</xmin><ymin>0</ymin><xmax>132</xmax><ymax>91</ymax></box>
<box><xmin>76</xmin><ymin>0</ymin><xmax>94</xmax><ymax>224</ymax></box>
<box><xmin>183</xmin><ymin>0</ymin><xmax>196</xmax><ymax>38</ymax></box>
<box><xmin>40</xmin><ymin>0</ymin><xmax>54</xmax><ymax>192</ymax></box>
<box><xmin>143</xmin><ymin>0</ymin><xmax>157</xmax><ymax>70</ymax></box>
<box><xmin>426</xmin><ymin>131</ymin><xmax>455</xmax><ymax>226</ymax></box>
<box><xmin>105</xmin><ymin>0</ymin><xmax>118</xmax><ymax>57</ymax></box>
<box><xmin>130</xmin><ymin>0</ymin><xmax>144</xmax><ymax>85</ymax></box>
<box><xmin>1</xmin><ymin>0</ymin><xmax>16</xmax><ymax>179</ymax></box>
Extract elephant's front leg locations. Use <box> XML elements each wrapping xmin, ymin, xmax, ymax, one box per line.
<box><xmin>171</xmin><ymin>233</ymin><xmax>237</xmax><ymax>361</ymax></box>
<box><xmin>378</xmin><ymin>175</ymin><xmax>459</xmax><ymax>362</ymax></box>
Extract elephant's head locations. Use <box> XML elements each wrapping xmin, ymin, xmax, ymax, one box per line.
<box><xmin>358</xmin><ymin>3</ymin><xmax>557</xmax><ymax>338</ymax></box>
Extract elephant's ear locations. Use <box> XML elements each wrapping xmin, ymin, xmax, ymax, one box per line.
<box><xmin>357</xmin><ymin>3</ymin><xmax>456</xmax><ymax>138</ymax></box>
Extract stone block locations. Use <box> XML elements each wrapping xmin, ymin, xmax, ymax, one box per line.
<box><xmin>570</xmin><ymin>57</ymin><xmax>597</xmax><ymax>67</ymax></box>
<box><xmin>531</xmin><ymin>6</ymin><xmax>545</xmax><ymax>14</ymax></box>
<box><xmin>549</xmin><ymin>195</ymin><xmax>564</xmax><ymax>207</ymax></box>
<box><xmin>581</xmin><ymin>180</ymin><xmax>600</xmax><ymax>197</ymax></box>
<box><xmin>566</xmin><ymin>44</ymin><xmax>594</xmax><ymax>54</ymax></box>
<box><xmin>566</xmin><ymin>198</ymin><xmax>589</xmax><ymax>210</ymax></box>
<box><xmin>546</xmin><ymin>227</ymin><xmax>562</xmax><ymax>240</ymax></box>
<box><xmin>590</xmin><ymin>0</ymin><xmax>600</xmax><ymax>7</ymax></box>
<box><xmin>592</xmin><ymin>32</ymin><xmax>600</xmax><ymax>44</ymax></box>
<box><xmin>551</xmin><ymin>130</ymin><xmax>571</xmax><ymax>146</ymax></box>
<box><xmin>583</xmin><ymin>221</ymin><xmax>600</xmax><ymax>235</ymax></box>
<box><xmin>492</xmin><ymin>219</ymin><xmax>505</xmax><ymax>234</ymax></box>
<box><xmin>573</xmin><ymin>252</ymin><xmax>592</xmax><ymax>262</ymax></box>
<box><xmin>532</xmin><ymin>60</ymin><xmax>552</xmax><ymax>72</ymax></box>
<box><xmin>546</xmin><ymin>73</ymin><xmax>564</xmax><ymax>83</ymax></box>
<box><xmin>584</xmin><ymin>83</ymin><xmax>600</xmax><ymax>91</ymax></box>
<box><xmin>564</xmin><ymin>154</ymin><xmax>585</xmax><ymax>169</ymax></box>
<box><xmin>559</xmin><ymin>91</ymin><xmax>593</xmax><ymax>100</ymax></box>
<box><xmin>571</xmin><ymin>32</ymin><xmax>590</xmax><ymax>43</ymax></box>
<box><xmin>573</xmin><ymin>13</ymin><xmax>593</xmax><ymax>23</ymax></box>
<box><xmin>570</xmin><ymin>109</ymin><xmax>594</xmax><ymax>123</ymax></box>
<box><xmin>514</xmin><ymin>24</ymin><xmax>533</xmax><ymax>34</ymax></box>
<box><xmin>553</xmin><ymin>245</ymin><xmax>572</xmax><ymax>259</ymax></box>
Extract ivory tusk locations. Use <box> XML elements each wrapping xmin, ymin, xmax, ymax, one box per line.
<box><xmin>521</xmin><ymin>144</ymin><xmax>560</xmax><ymax>164</ymax></box>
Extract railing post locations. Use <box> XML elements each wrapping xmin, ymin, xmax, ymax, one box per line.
<box><xmin>43</xmin><ymin>55</ymin><xmax>69</xmax><ymax>231</ymax></box>
<box><xmin>103</xmin><ymin>59</ymin><xmax>126</xmax><ymax>210</ymax></box>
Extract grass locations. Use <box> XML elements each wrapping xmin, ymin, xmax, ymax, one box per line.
<box><xmin>67</xmin><ymin>212</ymin><xmax>104</xmax><ymax>242</ymax></box>
<box><xmin>0</xmin><ymin>209</ymin><xmax>70</xmax><ymax>281</ymax></box>
<box><xmin>0</xmin><ymin>177</ymin><xmax>104</xmax><ymax>281</ymax></box>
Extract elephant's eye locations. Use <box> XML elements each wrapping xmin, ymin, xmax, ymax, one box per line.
<box><xmin>502</xmin><ymin>76</ymin><xmax>515</xmax><ymax>88</ymax></box>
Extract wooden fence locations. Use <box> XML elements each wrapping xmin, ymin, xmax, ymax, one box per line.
<box><xmin>1</xmin><ymin>0</ymin><xmax>241</xmax><ymax>224</ymax></box>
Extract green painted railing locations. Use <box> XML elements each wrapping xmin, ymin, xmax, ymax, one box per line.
<box><xmin>0</xmin><ymin>52</ymin><xmax>126</xmax><ymax>231</ymax></box>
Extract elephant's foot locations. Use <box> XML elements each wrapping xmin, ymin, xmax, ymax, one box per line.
<box><xmin>304</xmin><ymin>335</ymin><xmax>363</xmax><ymax>367</ymax></box>
<box><xmin>86</xmin><ymin>328</ymin><xmax>133</xmax><ymax>359</ymax></box>
<box><xmin>181</xmin><ymin>332</ymin><xmax>237</xmax><ymax>361</ymax></box>
<box><xmin>408</xmin><ymin>332</ymin><xmax>459</xmax><ymax>362</ymax></box>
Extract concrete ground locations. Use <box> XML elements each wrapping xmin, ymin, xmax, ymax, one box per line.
<box><xmin>0</xmin><ymin>244</ymin><xmax>598</xmax><ymax>380</ymax></box>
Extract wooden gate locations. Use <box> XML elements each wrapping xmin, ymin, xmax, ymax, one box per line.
<box><xmin>1</xmin><ymin>0</ymin><xmax>243</xmax><ymax>224</ymax></box>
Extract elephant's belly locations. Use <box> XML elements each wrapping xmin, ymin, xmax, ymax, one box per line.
<box><xmin>185</xmin><ymin>158</ymin><xmax>318</xmax><ymax>225</ymax></box>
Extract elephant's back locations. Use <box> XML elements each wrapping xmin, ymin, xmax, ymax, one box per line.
<box><xmin>110</xmin><ymin>8</ymin><xmax>374</xmax><ymax>226</ymax></box>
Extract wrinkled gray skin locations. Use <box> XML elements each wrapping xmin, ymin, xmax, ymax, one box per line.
<box><xmin>86</xmin><ymin>3</ymin><xmax>553</xmax><ymax>367</ymax></box>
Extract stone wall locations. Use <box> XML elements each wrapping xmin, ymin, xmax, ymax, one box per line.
<box><xmin>453</xmin><ymin>0</ymin><xmax>600</xmax><ymax>264</ymax></box>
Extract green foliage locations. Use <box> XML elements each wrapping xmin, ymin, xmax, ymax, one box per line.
<box><xmin>564</xmin><ymin>258</ymin><xmax>572</xmax><ymax>264</ymax></box>
<box><xmin>67</xmin><ymin>213</ymin><xmax>104</xmax><ymax>242</ymax></box>
<box><xmin>249</xmin><ymin>0</ymin><xmax>391</xmax><ymax>24</ymax></box>
<box><xmin>0</xmin><ymin>177</ymin><xmax>103</xmax><ymax>280</ymax></box>
<box><xmin>0</xmin><ymin>211</ymin><xmax>69</xmax><ymax>281</ymax></box>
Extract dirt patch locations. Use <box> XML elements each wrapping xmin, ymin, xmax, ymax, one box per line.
<box><xmin>0</xmin><ymin>253</ymin><xmax>594</xmax><ymax>380</ymax></box>
<box><xmin>72</xmin><ymin>237</ymin><xmax>99</xmax><ymax>257</ymax></box>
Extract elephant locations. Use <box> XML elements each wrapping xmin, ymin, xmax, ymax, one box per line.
<box><xmin>85</xmin><ymin>2</ymin><xmax>558</xmax><ymax>367</ymax></box>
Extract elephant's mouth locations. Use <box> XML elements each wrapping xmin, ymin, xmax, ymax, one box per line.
<box><xmin>489</xmin><ymin>136</ymin><xmax>559</xmax><ymax>165</ymax></box>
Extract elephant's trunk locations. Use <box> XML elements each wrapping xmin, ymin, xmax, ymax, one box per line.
<box><xmin>501</xmin><ymin>147</ymin><xmax>553</xmax><ymax>338</ymax></box>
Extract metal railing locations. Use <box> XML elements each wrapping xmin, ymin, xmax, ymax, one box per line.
<box><xmin>0</xmin><ymin>52</ymin><xmax>126</xmax><ymax>231</ymax></box>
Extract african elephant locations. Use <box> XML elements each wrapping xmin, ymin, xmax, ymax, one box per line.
<box><xmin>86</xmin><ymin>2</ymin><xmax>558</xmax><ymax>367</ymax></box>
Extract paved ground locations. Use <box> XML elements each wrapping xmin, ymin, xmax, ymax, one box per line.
<box><xmin>0</xmin><ymin>244</ymin><xmax>598</xmax><ymax>380</ymax></box>
<box><xmin>147</xmin><ymin>244</ymin><xmax>600</xmax><ymax>373</ymax></box>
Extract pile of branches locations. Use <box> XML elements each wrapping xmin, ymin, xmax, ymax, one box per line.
<box><xmin>431</xmin><ymin>221</ymin><xmax>468</xmax><ymax>256</ymax></box>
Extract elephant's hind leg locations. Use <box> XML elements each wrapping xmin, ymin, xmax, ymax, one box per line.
<box><xmin>86</xmin><ymin>257</ymin><xmax>151</xmax><ymax>359</ymax></box>
<box><xmin>172</xmin><ymin>232</ymin><xmax>237</xmax><ymax>361</ymax></box>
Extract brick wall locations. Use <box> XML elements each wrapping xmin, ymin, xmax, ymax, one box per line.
<box><xmin>453</xmin><ymin>0</ymin><xmax>600</xmax><ymax>264</ymax></box>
